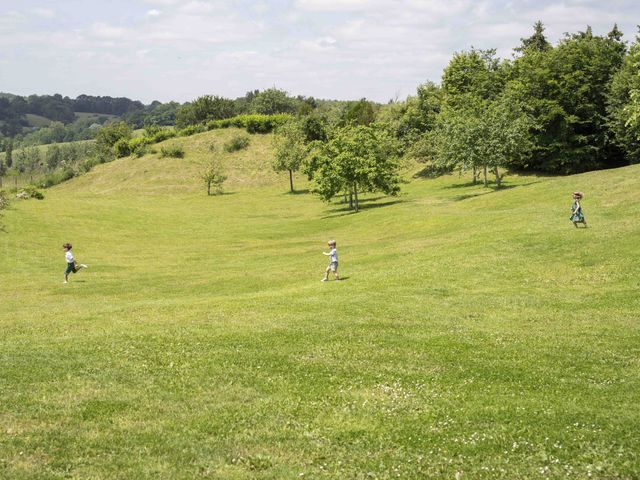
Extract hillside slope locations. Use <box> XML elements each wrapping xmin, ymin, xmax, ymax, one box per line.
<box><xmin>64</xmin><ymin>128</ymin><xmax>285</xmax><ymax>195</ymax></box>
<box><xmin>0</xmin><ymin>145</ymin><xmax>639</xmax><ymax>479</ymax></box>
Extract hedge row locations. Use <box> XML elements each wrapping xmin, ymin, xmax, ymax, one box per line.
<box><xmin>114</xmin><ymin>114</ymin><xmax>291</xmax><ymax>158</ymax></box>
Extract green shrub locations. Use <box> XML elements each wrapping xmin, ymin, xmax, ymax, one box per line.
<box><xmin>0</xmin><ymin>189</ymin><xmax>9</xmax><ymax>210</ymax></box>
<box><xmin>127</xmin><ymin>137</ymin><xmax>151</xmax><ymax>158</ymax></box>
<box><xmin>160</xmin><ymin>144</ymin><xmax>185</xmax><ymax>158</ymax></box>
<box><xmin>148</xmin><ymin>128</ymin><xmax>177</xmax><ymax>143</ymax></box>
<box><xmin>40</xmin><ymin>168</ymin><xmax>75</xmax><ymax>188</ymax></box>
<box><xmin>224</xmin><ymin>134</ymin><xmax>251</xmax><ymax>152</ymax></box>
<box><xmin>113</xmin><ymin>138</ymin><xmax>132</xmax><ymax>158</ymax></box>
<box><xmin>17</xmin><ymin>185</ymin><xmax>44</xmax><ymax>200</ymax></box>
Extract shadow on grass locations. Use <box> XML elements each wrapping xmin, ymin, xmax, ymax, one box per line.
<box><xmin>322</xmin><ymin>198</ymin><xmax>406</xmax><ymax>218</ymax></box>
<box><xmin>285</xmin><ymin>189</ymin><xmax>310</xmax><ymax>195</ymax></box>
<box><xmin>207</xmin><ymin>191</ymin><xmax>237</xmax><ymax>197</ymax></box>
<box><xmin>450</xmin><ymin>181</ymin><xmax>541</xmax><ymax>201</ymax></box>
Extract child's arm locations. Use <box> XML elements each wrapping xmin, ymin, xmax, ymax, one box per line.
<box><xmin>322</xmin><ymin>251</ymin><xmax>329</xmax><ymax>256</ymax></box>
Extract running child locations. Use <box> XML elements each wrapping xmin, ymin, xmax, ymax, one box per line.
<box><xmin>321</xmin><ymin>240</ymin><xmax>340</xmax><ymax>282</ymax></box>
<box><xmin>570</xmin><ymin>192</ymin><xmax>587</xmax><ymax>228</ymax></box>
<box><xmin>63</xmin><ymin>243</ymin><xmax>87</xmax><ymax>284</ymax></box>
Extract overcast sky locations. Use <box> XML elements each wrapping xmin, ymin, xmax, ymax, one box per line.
<box><xmin>0</xmin><ymin>0</ymin><xmax>638</xmax><ymax>104</ymax></box>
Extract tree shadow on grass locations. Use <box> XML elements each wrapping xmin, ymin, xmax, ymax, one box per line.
<box><xmin>285</xmin><ymin>189</ymin><xmax>310</xmax><ymax>195</ymax></box>
<box><xmin>450</xmin><ymin>181</ymin><xmax>541</xmax><ymax>201</ymax></box>
<box><xmin>207</xmin><ymin>191</ymin><xmax>237</xmax><ymax>197</ymax></box>
<box><xmin>322</xmin><ymin>198</ymin><xmax>407</xmax><ymax>218</ymax></box>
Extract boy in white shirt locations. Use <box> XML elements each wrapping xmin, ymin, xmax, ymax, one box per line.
<box><xmin>321</xmin><ymin>240</ymin><xmax>340</xmax><ymax>282</ymax></box>
<box><xmin>63</xmin><ymin>243</ymin><xmax>87</xmax><ymax>284</ymax></box>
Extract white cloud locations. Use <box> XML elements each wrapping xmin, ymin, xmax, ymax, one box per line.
<box><xmin>31</xmin><ymin>8</ymin><xmax>56</xmax><ymax>19</ymax></box>
<box><xmin>1</xmin><ymin>0</ymin><xmax>638</xmax><ymax>103</ymax></box>
<box><xmin>294</xmin><ymin>0</ymin><xmax>373</xmax><ymax>12</ymax></box>
<box><xmin>90</xmin><ymin>23</ymin><xmax>127</xmax><ymax>40</ymax></box>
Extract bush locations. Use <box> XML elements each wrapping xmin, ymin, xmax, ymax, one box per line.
<box><xmin>160</xmin><ymin>144</ymin><xmax>185</xmax><ymax>158</ymax></box>
<box><xmin>148</xmin><ymin>128</ymin><xmax>177</xmax><ymax>143</ymax></box>
<box><xmin>224</xmin><ymin>134</ymin><xmax>251</xmax><ymax>152</ymax></box>
<box><xmin>0</xmin><ymin>189</ymin><xmax>9</xmax><ymax>210</ymax></box>
<box><xmin>16</xmin><ymin>185</ymin><xmax>44</xmax><ymax>200</ymax></box>
<box><xmin>113</xmin><ymin>138</ymin><xmax>132</xmax><ymax>158</ymax></box>
<box><xmin>127</xmin><ymin>137</ymin><xmax>151</xmax><ymax>158</ymax></box>
<box><xmin>40</xmin><ymin>168</ymin><xmax>75</xmax><ymax>188</ymax></box>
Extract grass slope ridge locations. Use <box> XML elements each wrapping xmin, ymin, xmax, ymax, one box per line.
<box><xmin>65</xmin><ymin>128</ymin><xmax>282</xmax><ymax>194</ymax></box>
<box><xmin>0</xmin><ymin>157</ymin><xmax>639</xmax><ymax>478</ymax></box>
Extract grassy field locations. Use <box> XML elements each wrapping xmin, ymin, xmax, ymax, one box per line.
<box><xmin>74</xmin><ymin>112</ymin><xmax>119</xmax><ymax>122</ymax></box>
<box><xmin>1</xmin><ymin>129</ymin><xmax>639</xmax><ymax>479</ymax></box>
<box><xmin>24</xmin><ymin>114</ymin><xmax>53</xmax><ymax>129</ymax></box>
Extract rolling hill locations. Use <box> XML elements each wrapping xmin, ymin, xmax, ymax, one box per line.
<box><xmin>1</xmin><ymin>128</ymin><xmax>639</xmax><ymax>479</ymax></box>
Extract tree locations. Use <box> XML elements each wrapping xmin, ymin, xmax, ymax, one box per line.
<box><xmin>45</xmin><ymin>144</ymin><xmax>62</xmax><ymax>170</ymax></box>
<box><xmin>442</xmin><ymin>48</ymin><xmax>505</xmax><ymax>104</ymax></box>
<box><xmin>251</xmin><ymin>88</ymin><xmax>297</xmax><ymax>115</ymax></box>
<box><xmin>273</xmin><ymin>119</ymin><xmax>308</xmax><ymax>193</ymax></box>
<box><xmin>94</xmin><ymin>121</ymin><xmax>132</xmax><ymax>158</ymax></box>
<box><xmin>4</xmin><ymin>139</ymin><xmax>13</xmax><ymax>168</ymax></box>
<box><xmin>507</xmin><ymin>26</ymin><xmax>627</xmax><ymax>173</ymax></box>
<box><xmin>201</xmin><ymin>158</ymin><xmax>227</xmax><ymax>195</ymax></box>
<box><xmin>304</xmin><ymin>124</ymin><xmax>401</xmax><ymax>212</ymax></box>
<box><xmin>607</xmin><ymin>32</ymin><xmax>640</xmax><ymax>162</ymax></box>
<box><xmin>516</xmin><ymin>21</ymin><xmax>551</xmax><ymax>53</ymax></box>
<box><xmin>341</xmin><ymin>98</ymin><xmax>377</xmax><ymax>126</ymax></box>
<box><xmin>176</xmin><ymin>95</ymin><xmax>236</xmax><ymax>128</ymax></box>
<box><xmin>428</xmin><ymin>92</ymin><xmax>533</xmax><ymax>186</ymax></box>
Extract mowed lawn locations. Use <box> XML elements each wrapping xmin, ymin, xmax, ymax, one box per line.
<box><xmin>1</xmin><ymin>136</ymin><xmax>639</xmax><ymax>479</ymax></box>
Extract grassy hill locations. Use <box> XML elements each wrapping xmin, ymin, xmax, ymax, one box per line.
<box><xmin>24</xmin><ymin>113</ymin><xmax>53</xmax><ymax>129</ymax></box>
<box><xmin>1</xmin><ymin>129</ymin><xmax>639</xmax><ymax>479</ymax></box>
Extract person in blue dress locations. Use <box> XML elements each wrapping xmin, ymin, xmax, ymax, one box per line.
<box><xmin>570</xmin><ymin>192</ymin><xmax>587</xmax><ymax>228</ymax></box>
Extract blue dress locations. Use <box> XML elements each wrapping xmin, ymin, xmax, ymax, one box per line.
<box><xmin>570</xmin><ymin>201</ymin><xmax>585</xmax><ymax>223</ymax></box>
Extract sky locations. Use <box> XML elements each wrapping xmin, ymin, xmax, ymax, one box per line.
<box><xmin>0</xmin><ymin>0</ymin><xmax>638</xmax><ymax>104</ymax></box>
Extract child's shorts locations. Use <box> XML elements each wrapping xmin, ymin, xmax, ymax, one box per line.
<box><xmin>328</xmin><ymin>261</ymin><xmax>338</xmax><ymax>272</ymax></box>
<box><xmin>65</xmin><ymin>262</ymin><xmax>77</xmax><ymax>275</ymax></box>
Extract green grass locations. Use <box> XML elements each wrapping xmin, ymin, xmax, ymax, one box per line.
<box><xmin>24</xmin><ymin>114</ymin><xmax>53</xmax><ymax>128</ymax></box>
<box><xmin>1</xmin><ymin>131</ymin><xmax>639</xmax><ymax>479</ymax></box>
<box><xmin>74</xmin><ymin>112</ymin><xmax>118</xmax><ymax>122</ymax></box>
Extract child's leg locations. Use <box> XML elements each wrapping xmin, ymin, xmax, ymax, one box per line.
<box><xmin>573</xmin><ymin>221</ymin><xmax>578</xmax><ymax>228</ymax></box>
<box><xmin>322</xmin><ymin>265</ymin><xmax>330</xmax><ymax>281</ymax></box>
<box><xmin>333</xmin><ymin>266</ymin><xmax>340</xmax><ymax>280</ymax></box>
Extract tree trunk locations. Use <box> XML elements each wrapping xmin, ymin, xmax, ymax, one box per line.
<box><xmin>353</xmin><ymin>184</ymin><xmax>359</xmax><ymax>212</ymax></box>
<box><xmin>472</xmin><ymin>166</ymin><xmax>477</xmax><ymax>184</ymax></box>
<box><xmin>288</xmin><ymin>169</ymin><xmax>294</xmax><ymax>193</ymax></box>
<box><xmin>349</xmin><ymin>192</ymin><xmax>353</xmax><ymax>210</ymax></box>
<box><xmin>207</xmin><ymin>180</ymin><xmax>211</xmax><ymax>196</ymax></box>
<box><xmin>483</xmin><ymin>163</ymin><xmax>488</xmax><ymax>187</ymax></box>
<box><xmin>494</xmin><ymin>167</ymin><xmax>501</xmax><ymax>187</ymax></box>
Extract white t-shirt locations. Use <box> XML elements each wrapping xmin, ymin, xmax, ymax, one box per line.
<box><xmin>65</xmin><ymin>250</ymin><xmax>75</xmax><ymax>263</ymax></box>
<box><xmin>328</xmin><ymin>248</ymin><xmax>338</xmax><ymax>263</ymax></box>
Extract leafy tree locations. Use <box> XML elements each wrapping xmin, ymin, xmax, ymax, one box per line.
<box><xmin>607</xmin><ymin>32</ymin><xmax>640</xmax><ymax>162</ymax></box>
<box><xmin>442</xmin><ymin>48</ymin><xmax>505</xmax><ymax>104</ymax></box>
<box><xmin>299</xmin><ymin>113</ymin><xmax>328</xmax><ymax>143</ymax></box>
<box><xmin>201</xmin><ymin>158</ymin><xmax>227</xmax><ymax>195</ymax></box>
<box><xmin>251</xmin><ymin>88</ymin><xmax>297</xmax><ymax>115</ymax></box>
<box><xmin>94</xmin><ymin>122</ymin><xmax>132</xmax><ymax>158</ymax></box>
<box><xmin>507</xmin><ymin>26</ymin><xmax>627</xmax><ymax>173</ymax></box>
<box><xmin>4</xmin><ymin>139</ymin><xmax>13</xmax><ymax>168</ymax></box>
<box><xmin>516</xmin><ymin>21</ymin><xmax>551</xmax><ymax>53</ymax></box>
<box><xmin>379</xmin><ymin>82</ymin><xmax>442</xmax><ymax>153</ymax></box>
<box><xmin>304</xmin><ymin>124</ymin><xmax>401</xmax><ymax>212</ymax></box>
<box><xmin>176</xmin><ymin>96</ymin><xmax>236</xmax><ymax>128</ymax></box>
<box><xmin>341</xmin><ymin>98</ymin><xmax>377</xmax><ymax>126</ymax></box>
<box><xmin>428</xmin><ymin>93</ymin><xmax>533</xmax><ymax>186</ymax></box>
<box><xmin>273</xmin><ymin>119</ymin><xmax>307</xmax><ymax>192</ymax></box>
<box><xmin>45</xmin><ymin>144</ymin><xmax>62</xmax><ymax>170</ymax></box>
